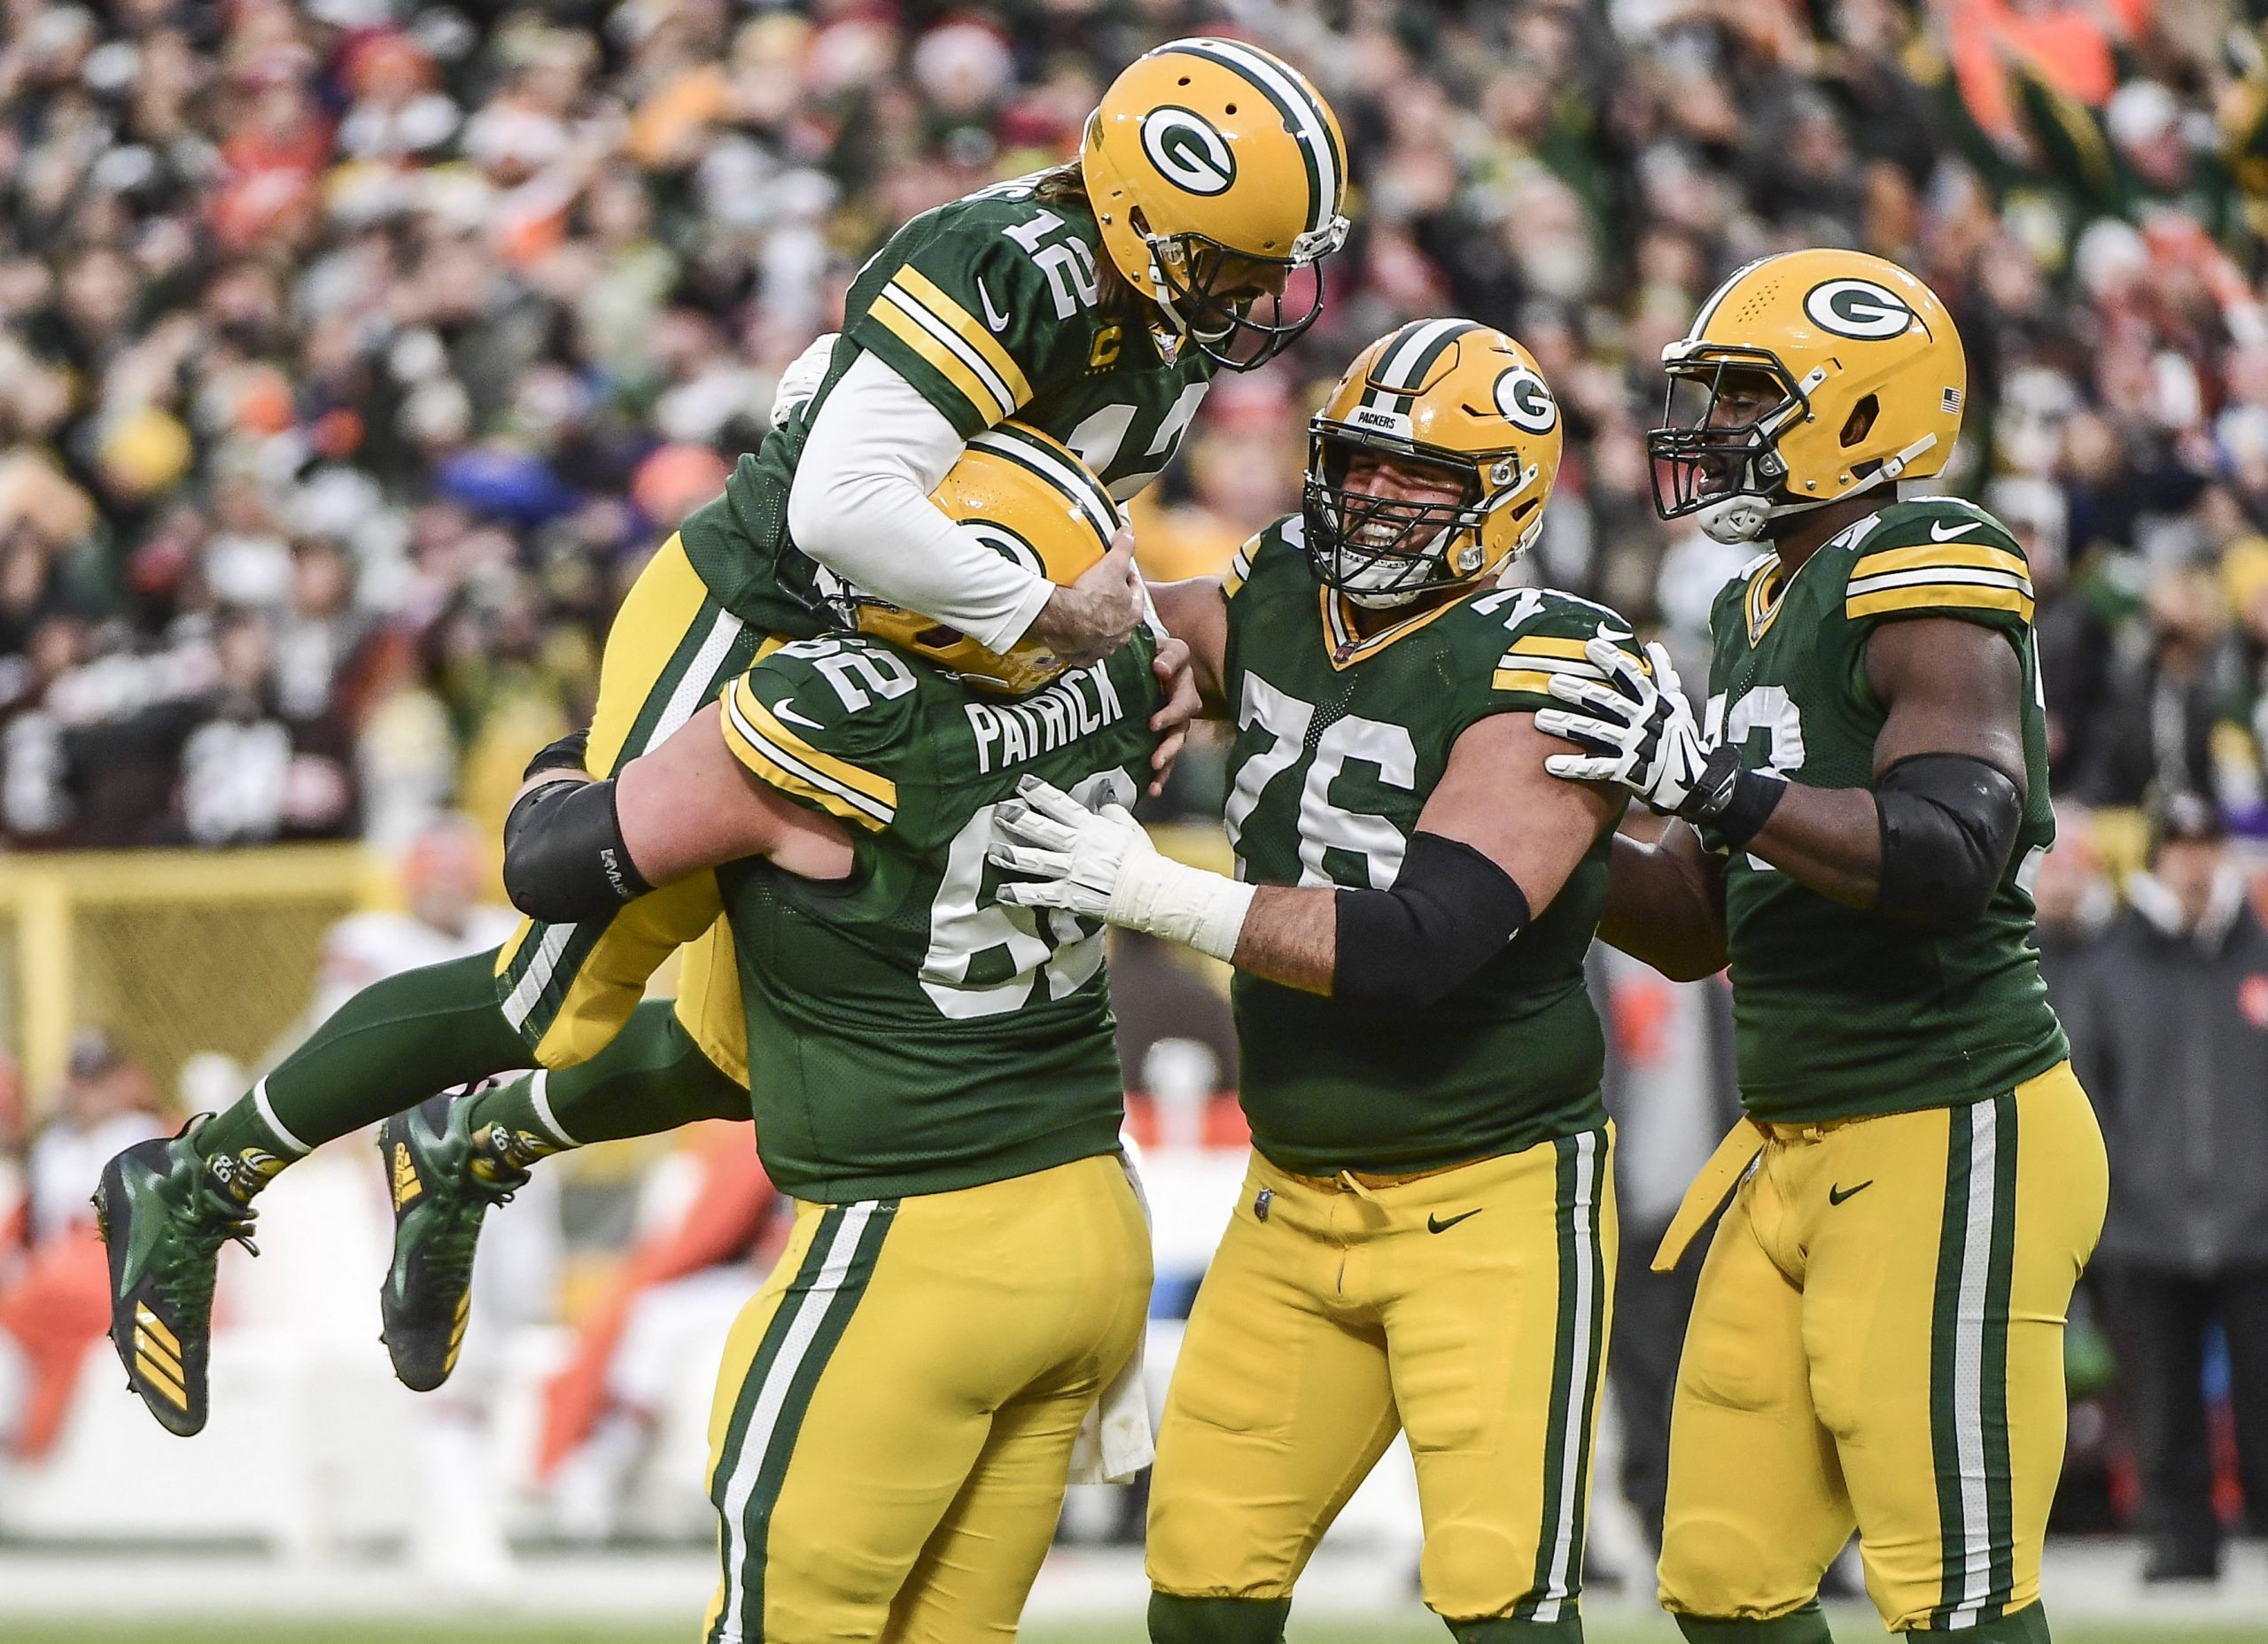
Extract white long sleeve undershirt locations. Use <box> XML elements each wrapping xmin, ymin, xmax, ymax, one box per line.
<box><xmin>784</xmin><ymin>350</ymin><xmax>1054</xmax><ymax>654</ymax></box>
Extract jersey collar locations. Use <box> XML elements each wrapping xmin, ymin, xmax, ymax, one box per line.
<box><xmin>1319</xmin><ymin>585</ymin><xmax>1464</xmax><ymax>670</ymax></box>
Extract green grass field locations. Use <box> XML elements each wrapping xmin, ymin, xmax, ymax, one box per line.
<box><xmin>0</xmin><ymin>1621</ymin><xmax>2256</xmax><ymax>1644</ymax></box>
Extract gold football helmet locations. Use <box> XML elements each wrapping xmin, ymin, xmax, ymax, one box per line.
<box><xmin>850</xmin><ymin>423</ymin><xmax>1118</xmax><ymax>694</ymax></box>
<box><xmin>1082</xmin><ymin>36</ymin><xmax>1348</xmax><ymax>369</ymax></box>
<box><xmin>1304</xmin><ymin>319</ymin><xmax>1564</xmax><ymax>608</ymax></box>
<box><xmin>1651</xmin><ymin>248</ymin><xmax>1967</xmax><ymax>543</ymax></box>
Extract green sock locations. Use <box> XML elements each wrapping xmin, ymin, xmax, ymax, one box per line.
<box><xmin>1148</xmin><ymin>1594</ymin><xmax>1293</xmax><ymax>1643</ymax></box>
<box><xmin>1674</xmin><ymin>1601</ymin><xmax>1833</xmax><ymax>1642</ymax></box>
<box><xmin>462</xmin><ymin>999</ymin><xmax>747</xmax><ymax>1152</ymax></box>
<box><xmin>1908</xmin><ymin>1604</ymin><xmax>2049</xmax><ymax>1642</ymax></box>
<box><xmin>193</xmin><ymin>950</ymin><xmax>531</xmax><ymax>1194</ymax></box>
<box><xmin>1449</xmin><ymin>1615</ymin><xmax>1584</xmax><ymax>1641</ymax></box>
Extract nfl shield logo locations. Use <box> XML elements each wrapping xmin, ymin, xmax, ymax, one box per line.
<box><xmin>1254</xmin><ymin>1188</ymin><xmax>1274</xmax><ymax>1222</ymax></box>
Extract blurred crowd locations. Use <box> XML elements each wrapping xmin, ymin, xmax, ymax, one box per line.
<box><xmin>1</xmin><ymin>0</ymin><xmax>2267</xmax><ymax>844</ymax></box>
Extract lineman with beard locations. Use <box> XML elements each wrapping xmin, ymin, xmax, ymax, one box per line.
<box><xmin>1532</xmin><ymin>250</ymin><xmax>2107</xmax><ymax>1642</ymax></box>
<box><xmin>990</xmin><ymin>319</ymin><xmax>1638</xmax><ymax>1640</ymax></box>
<box><xmin>503</xmin><ymin>430</ymin><xmax>1162</xmax><ymax>1642</ymax></box>
<box><xmin>95</xmin><ymin>36</ymin><xmax>1349</xmax><ymax>1437</ymax></box>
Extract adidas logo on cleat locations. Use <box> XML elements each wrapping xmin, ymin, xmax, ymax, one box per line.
<box><xmin>391</xmin><ymin>1142</ymin><xmax>423</xmax><ymax>1207</ymax></box>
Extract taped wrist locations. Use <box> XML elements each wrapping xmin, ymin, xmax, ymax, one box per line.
<box><xmin>502</xmin><ymin>778</ymin><xmax>651</xmax><ymax>922</ymax></box>
<box><xmin>522</xmin><ymin>726</ymin><xmax>591</xmax><ymax>781</ymax></box>
<box><xmin>1332</xmin><ymin>832</ymin><xmax>1531</xmax><ymax>1011</ymax></box>
<box><xmin>1105</xmin><ymin>848</ymin><xmax>1255</xmax><ymax>962</ymax></box>
<box><xmin>1873</xmin><ymin>752</ymin><xmax>2023</xmax><ymax>931</ymax></box>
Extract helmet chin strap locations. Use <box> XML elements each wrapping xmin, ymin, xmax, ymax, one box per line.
<box><xmin>1695</xmin><ymin>434</ymin><xmax>1938</xmax><ymax>545</ymax></box>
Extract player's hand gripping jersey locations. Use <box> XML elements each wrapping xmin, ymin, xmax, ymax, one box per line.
<box><xmin>712</xmin><ymin>627</ymin><xmax>1162</xmax><ymax>1204</ymax></box>
<box><xmin>1220</xmin><ymin>516</ymin><xmax>1642</xmax><ymax>1176</ymax></box>
<box><xmin>1703</xmin><ymin>494</ymin><xmax>2066</xmax><ymax>1121</ymax></box>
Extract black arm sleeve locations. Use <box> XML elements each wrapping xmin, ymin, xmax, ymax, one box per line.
<box><xmin>501</xmin><ymin>777</ymin><xmax>652</xmax><ymax>922</ymax></box>
<box><xmin>1332</xmin><ymin>831</ymin><xmax>1532</xmax><ymax>1011</ymax></box>
<box><xmin>1872</xmin><ymin>752</ymin><xmax>2023</xmax><ymax>931</ymax></box>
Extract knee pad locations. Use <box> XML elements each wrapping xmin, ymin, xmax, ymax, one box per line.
<box><xmin>1658</xmin><ymin>1516</ymin><xmax>1821</xmax><ymax>1625</ymax></box>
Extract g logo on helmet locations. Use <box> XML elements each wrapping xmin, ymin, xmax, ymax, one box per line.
<box><xmin>1803</xmin><ymin>278</ymin><xmax>1915</xmax><ymax>340</ymax></box>
<box><xmin>1141</xmin><ymin>107</ymin><xmax>1238</xmax><ymax>197</ymax></box>
<box><xmin>1494</xmin><ymin>367</ymin><xmax>1558</xmax><ymax>435</ymax></box>
<box><xmin>964</xmin><ymin>522</ymin><xmax>1045</xmax><ymax>575</ymax></box>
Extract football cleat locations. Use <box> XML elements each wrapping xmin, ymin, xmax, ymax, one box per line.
<box><xmin>92</xmin><ymin>1116</ymin><xmax>260</xmax><ymax>1438</ymax></box>
<box><xmin>377</xmin><ymin>1087</ymin><xmax>532</xmax><ymax>1392</ymax></box>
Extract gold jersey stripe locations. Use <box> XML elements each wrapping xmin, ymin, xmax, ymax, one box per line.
<box><xmin>722</xmin><ymin>682</ymin><xmax>897</xmax><ymax>830</ymax></box>
<box><xmin>1845</xmin><ymin>584</ymin><xmax>2035</xmax><ymax>623</ymax></box>
<box><xmin>1223</xmin><ymin>539</ymin><xmax>1256</xmax><ymax>598</ymax></box>
<box><xmin>1852</xmin><ymin>542</ymin><xmax>2029</xmax><ymax>581</ymax></box>
<box><xmin>1500</xmin><ymin>634</ymin><xmax>1593</xmax><ymax>661</ymax></box>
<box><xmin>868</xmin><ymin>296</ymin><xmax>1012</xmax><ymax>426</ymax></box>
<box><xmin>1493</xmin><ymin>667</ymin><xmax>1565</xmax><ymax>694</ymax></box>
<box><xmin>890</xmin><ymin>267</ymin><xmax>1033</xmax><ymax>406</ymax></box>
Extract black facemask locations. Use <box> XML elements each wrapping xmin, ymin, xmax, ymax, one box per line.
<box><xmin>1646</xmin><ymin>349</ymin><xmax>1804</xmax><ymax>522</ymax></box>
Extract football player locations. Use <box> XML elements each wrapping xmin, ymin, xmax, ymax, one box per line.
<box><xmin>1534</xmin><ymin>251</ymin><xmax>2108</xmax><ymax>1642</ymax></box>
<box><xmin>990</xmin><ymin>320</ymin><xmax>1637</xmax><ymax>1640</ymax></box>
<box><xmin>95</xmin><ymin>36</ymin><xmax>1348</xmax><ymax>1434</ymax></box>
<box><xmin>500</xmin><ymin>430</ymin><xmax>1161</xmax><ymax>1640</ymax></box>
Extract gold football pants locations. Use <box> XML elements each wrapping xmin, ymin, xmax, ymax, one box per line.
<box><xmin>492</xmin><ymin>532</ymin><xmax>758</xmax><ymax>1079</ymax></box>
<box><xmin>1147</xmin><ymin>1130</ymin><xmax>1616</xmax><ymax>1639</ymax></box>
<box><xmin>1659</xmin><ymin>1061</ymin><xmax>2107</xmax><ymax>1636</ymax></box>
<box><xmin>700</xmin><ymin>1153</ymin><xmax>1149</xmax><ymax>1642</ymax></box>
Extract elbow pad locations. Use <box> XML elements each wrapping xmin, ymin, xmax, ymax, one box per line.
<box><xmin>1872</xmin><ymin>753</ymin><xmax>2023</xmax><ymax>931</ymax></box>
<box><xmin>502</xmin><ymin>779</ymin><xmax>651</xmax><ymax>923</ymax></box>
<box><xmin>1332</xmin><ymin>832</ymin><xmax>1531</xmax><ymax>1012</ymax></box>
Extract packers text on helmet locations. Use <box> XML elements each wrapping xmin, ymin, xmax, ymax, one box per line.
<box><xmin>1304</xmin><ymin>319</ymin><xmax>1564</xmax><ymax>609</ymax></box>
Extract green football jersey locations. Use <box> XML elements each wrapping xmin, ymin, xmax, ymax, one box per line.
<box><xmin>1704</xmin><ymin>493</ymin><xmax>2069</xmax><ymax>1122</ymax></box>
<box><xmin>1219</xmin><ymin>516</ymin><xmax>1632</xmax><ymax>1177</ymax></box>
<box><xmin>712</xmin><ymin>628</ymin><xmax>1161</xmax><ymax>1203</ymax></box>
<box><xmin>680</xmin><ymin>174</ymin><xmax>1216</xmax><ymax>634</ymax></box>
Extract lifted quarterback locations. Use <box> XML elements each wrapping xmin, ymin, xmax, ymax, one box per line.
<box><xmin>994</xmin><ymin>320</ymin><xmax>1636</xmax><ymax>1640</ymax></box>
<box><xmin>95</xmin><ymin>35</ymin><xmax>1348</xmax><ymax>1437</ymax></box>
<box><xmin>1534</xmin><ymin>251</ymin><xmax>2107</xmax><ymax>1643</ymax></box>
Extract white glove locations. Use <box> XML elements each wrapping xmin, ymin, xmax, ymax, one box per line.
<box><xmin>988</xmin><ymin>776</ymin><xmax>1253</xmax><ymax>961</ymax></box>
<box><xmin>769</xmin><ymin>331</ymin><xmax>839</xmax><ymax>426</ymax></box>
<box><xmin>1534</xmin><ymin>633</ymin><xmax>1746</xmax><ymax>820</ymax></box>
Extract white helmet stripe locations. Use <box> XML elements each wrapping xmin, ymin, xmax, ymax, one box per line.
<box><xmin>1188</xmin><ymin>37</ymin><xmax>1339</xmax><ymax>241</ymax></box>
<box><xmin>1362</xmin><ymin>317</ymin><xmax>1470</xmax><ymax>414</ymax></box>
<box><xmin>967</xmin><ymin>428</ymin><xmax>1120</xmax><ymax>544</ymax></box>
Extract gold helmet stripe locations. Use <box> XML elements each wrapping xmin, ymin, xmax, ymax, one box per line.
<box><xmin>1361</xmin><ymin>317</ymin><xmax>1480</xmax><ymax>414</ymax></box>
<box><xmin>1170</xmin><ymin>37</ymin><xmax>1340</xmax><ymax>243</ymax></box>
<box><xmin>966</xmin><ymin>425</ymin><xmax>1121</xmax><ymax>550</ymax></box>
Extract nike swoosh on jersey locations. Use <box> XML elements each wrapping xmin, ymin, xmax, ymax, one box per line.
<box><xmin>976</xmin><ymin>277</ymin><xmax>1010</xmax><ymax>333</ymax></box>
<box><xmin>773</xmin><ymin>699</ymin><xmax>825</xmax><ymax>732</ymax></box>
<box><xmin>1827</xmin><ymin>1179</ymin><xmax>1874</xmax><ymax>1206</ymax></box>
<box><xmin>1929</xmin><ymin>520</ymin><xmax>1983</xmax><ymax>541</ymax></box>
<box><xmin>1426</xmin><ymin>1208</ymin><xmax>1483</xmax><ymax>1234</ymax></box>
